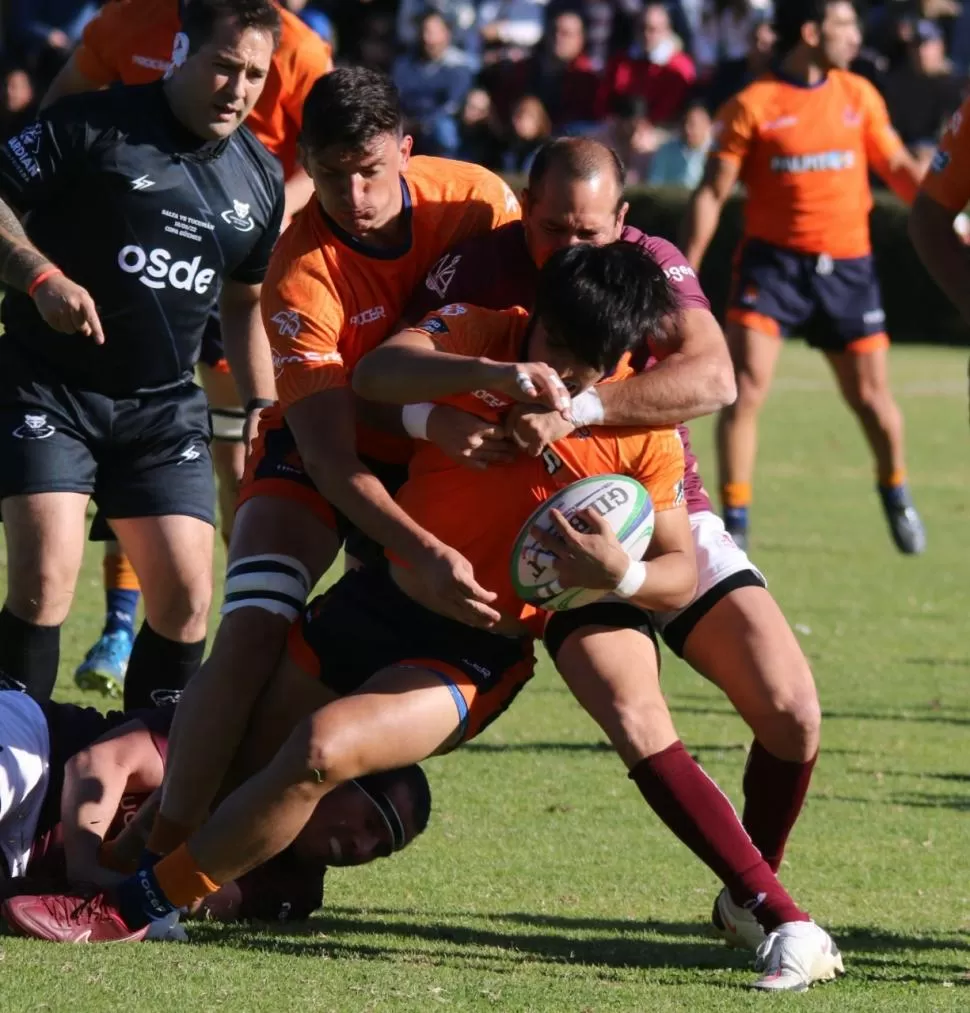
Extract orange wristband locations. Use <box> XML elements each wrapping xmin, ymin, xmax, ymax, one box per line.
<box><xmin>27</xmin><ymin>267</ymin><xmax>62</xmax><ymax>298</ymax></box>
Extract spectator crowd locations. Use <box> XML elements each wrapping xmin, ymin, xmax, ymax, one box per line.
<box><xmin>1</xmin><ymin>0</ymin><xmax>969</xmax><ymax>187</ymax></box>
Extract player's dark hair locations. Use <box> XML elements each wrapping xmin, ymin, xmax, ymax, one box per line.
<box><xmin>300</xmin><ymin>67</ymin><xmax>403</xmax><ymax>155</ymax></box>
<box><xmin>528</xmin><ymin>137</ymin><xmax>626</xmax><ymax>214</ymax></box>
<box><xmin>357</xmin><ymin>764</ymin><xmax>432</xmax><ymax>846</ymax></box>
<box><xmin>534</xmin><ymin>242</ymin><xmax>676</xmax><ymax>373</ymax></box>
<box><xmin>181</xmin><ymin>0</ymin><xmax>282</xmax><ymax>53</ymax></box>
<box><xmin>774</xmin><ymin>0</ymin><xmax>855</xmax><ymax>55</ymax></box>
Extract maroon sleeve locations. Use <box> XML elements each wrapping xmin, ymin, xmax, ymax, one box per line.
<box><xmin>402</xmin><ymin>249</ymin><xmax>477</xmax><ymax>324</ymax></box>
<box><xmin>623</xmin><ymin>228</ymin><xmax>711</xmax><ymax>312</ymax></box>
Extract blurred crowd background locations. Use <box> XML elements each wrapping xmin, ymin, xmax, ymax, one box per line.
<box><xmin>0</xmin><ymin>0</ymin><xmax>967</xmax><ymax>189</ymax></box>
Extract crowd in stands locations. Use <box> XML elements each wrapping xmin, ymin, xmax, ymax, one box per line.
<box><xmin>1</xmin><ymin>1</ymin><xmax>969</xmax><ymax>187</ymax></box>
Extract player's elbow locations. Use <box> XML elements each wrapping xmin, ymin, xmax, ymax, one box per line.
<box><xmin>351</xmin><ymin>349</ymin><xmax>397</xmax><ymax>402</ymax></box>
<box><xmin>700</xmin><ymin>345</ymin><xmax>737</xmax><ymax>412</ymax></box>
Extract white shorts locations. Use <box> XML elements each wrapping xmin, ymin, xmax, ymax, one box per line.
<box><xmin>652</xmin><ymin>511</ymin><xmax>766</xmax><ymax>654</ymax></box>
<box><xmin>0</xmin><ymin>691</ymin><xmax>50</xmax><ymax>878</ymax></box>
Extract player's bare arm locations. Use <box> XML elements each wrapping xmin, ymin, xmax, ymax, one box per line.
<box><xmin>352</xmin><ymin>328</ymin><xmax>572</xmax><ymax>415</ymax></box>
<box><xmin>872</xmin><ymin>145</ymin><xmax>923</xmax><ymax>205</ymax></box>
<box><xmin>286</xmin><ymin>388</ymin><xmax>502</xmax><ymax>627</ymax></box>
<box><xmin>0</xmin><ymin>196</ymin><xmax>104</xmax><ymax>342</ymax></box>
<box><xmin>219</xmin><ymin>279</ymin><xmax>278</xmax><ymax>441</ymax></box>
<box><xmin>909</xmin><ymin>192</ymin><xmax>970</xmax><ymax>324</ymax></box>
<box><xmin>40</xmin><ymin>54</ymin><xmax>100</xmax><ymax>110</ymax></box>
<box><xmin>681</xmin><ymin>156</ymin><xmax>741</xmax><ymax>270</ymax></box>
<box><xmin>61</xmin><ymin>722</ymin><xmax>165</xmax><ymax>888</ymax></box>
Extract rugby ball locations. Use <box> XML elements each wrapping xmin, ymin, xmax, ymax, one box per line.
<box><xmin>511</xmin><ymin>474</ymin><xmax>654</xmax><ymax>611</ymax></box>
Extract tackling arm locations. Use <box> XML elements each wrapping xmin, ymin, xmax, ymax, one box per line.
<box><xmin>909</xmin><ymin>191</ymin><xmax>970</xmax><ymax>324</ymax></box>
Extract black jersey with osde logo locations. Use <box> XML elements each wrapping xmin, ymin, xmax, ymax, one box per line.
<box><xmin>0</xmin><ymin>82</ymin><xmax>284</xmax><ymax>396</ymax></box>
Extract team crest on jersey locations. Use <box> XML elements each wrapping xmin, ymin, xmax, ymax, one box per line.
<box><xmin>425</xmin><ymin>253</ymin><xmax>462</xmax><ymax>298</ymax></box>
<box><xmin>437</xmin><ymin>303</ymin><xmax>467</xmax><ymax>317</ymax></box>
<box><xmin>222</xmin><ymin>200</ymin><xmax>254</xmax><ymax>232</ymax></box>
<box><xmin>842</xmin><ymin>106</ymin><xmax>862</xmax><ymax>128</ymax></box>
<box><xmin>931</xmin><ymin>149</ymin><xmax>951</xmax><ymax>174</ymax></box>
<box><xmin>271</xmin><ymin>309</ymin><xmax>301</xmax><ymax>338</ymax></box>
<box><xmin>417</xmin><ymin>316</ymin><xmax>449</xmax><ymax>336</ymax></box>
<box><xmin>503</xmin><ymin>183</ymin><xmax>520</xmax><ymax>213</ymax></box>
<box><xmin>167</xmin><ymin>32</ymin><xmax>189</xmax><ymax>77</ymax></box>
<box><xmin>13</xmin><ymin>413</ymin><xmax>55</xmax><ymax>440</ymax></box>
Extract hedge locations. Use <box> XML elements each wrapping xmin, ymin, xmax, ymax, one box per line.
<box><xmin>622</xmin><ymin>186</ymin><xmax>968</xmax><ymax>346</ymax></box>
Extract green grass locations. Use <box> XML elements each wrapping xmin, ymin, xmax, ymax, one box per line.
<box><xmin>2</xmin><ymin>344</ymin><xmax>969</xmax><ymax>1011</ymax></box>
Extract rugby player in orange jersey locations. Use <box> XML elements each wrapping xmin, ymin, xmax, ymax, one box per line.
<box><xmin>682</xmin><ymin>0</ymin><xmax>927</xmax><ymax>555</ymax></box>
<box><xmin>909</xmin><ymin>97</ymin><xmax>970</xmax><ymax>357</ymax></box>
<box><xmin>11</xmin><ymin>244</ymin><xmax>843</xmax><ymax>992</ymax></box>
<box><xmin>142</xmin><ymin>67</ymin><xmax>521</xmax><ymax>862</ymax></box>
<box><xmin>40</xmin><ymin>0</ymin><xmax>333</xmax><ymax>695</ymax></box>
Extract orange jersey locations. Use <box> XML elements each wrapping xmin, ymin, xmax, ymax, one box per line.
<box><xmin>714</xmin><ymin>69</ymin><xmax>905</xmax><ymax>257</ymax></box>
<box><xmin>920</xmin><ymin>100</ymin><xmax>970</xmax><ymax>212</ymax></box>
<box><xmin>73</xmin><ymin>0</ymin><xmax>332</xmax><ymax>177</ymax></box>
<box><xmin>393</xmin><ymin>306</ymin><xmax>685</xmax><ymax>632</ymax></box>
<box><xmin>261</xmin><ymin>158</ymin><xmax>521</xmax><ymax>461</ymax></box>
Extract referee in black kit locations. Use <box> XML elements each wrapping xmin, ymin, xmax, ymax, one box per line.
<box><xmin>0</xmin><ymin>0</ymin><xmax>283</xmax><ymax>709</ymax></box>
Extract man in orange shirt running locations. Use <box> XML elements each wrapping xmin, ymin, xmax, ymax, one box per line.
<box><xmin>682</xmin><ymin>0</ymin><xmax>926</xmax><ymax>555</ymax></box>
<box><xmin>40</xmin><ymin>0</ymin><xmax>332</xmax><ymax>695</ymax></box>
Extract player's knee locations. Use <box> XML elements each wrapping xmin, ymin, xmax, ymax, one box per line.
<box><xmin>7</xmin><ymin>561</ymin><xmax>77</xmax><ymax>625</ymax></box>
<box><xmin>758</xmin><ymin>667</ymin><xmax>821</xmax><ymax>760</ymax></box>
<box><xmin>302</xmin><ymin>711</ymin><xmax>365</xmax><ymax>787</ymax></box>
<box><xmin>734</xmin><ymin>370</ymin><xmax>770</xmax><ymax>411</ymax></box>
<box><xmin>145</xmin><ymin>583</ymin><xmax>212</xmax><ymax>641</ymax></box>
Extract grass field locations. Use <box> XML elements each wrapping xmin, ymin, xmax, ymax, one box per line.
<box><xmin>1</xmin><ymin>343</ymin><xmax>969</xmax><ymax>1011</ymax></box>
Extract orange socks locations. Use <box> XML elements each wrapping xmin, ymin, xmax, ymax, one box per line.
<box><xmin>104</xmin><ymin>552</ymin><xmax>141</xmax><ymax>593</ymax></box>
<box><xmin>721</xmin><ymin>481</ymin><xmax>752</xmax><ymax>509</ymax></box>
<box><xmin>153</xmin><ymin>844</ymin><xmax>221</xmax><ymax>909</ymax></box>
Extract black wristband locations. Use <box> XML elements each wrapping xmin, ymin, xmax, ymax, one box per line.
<box><xmin>245</xmin><ymin>397</ymin><xmax>275</xmax><ymax>413</ymax></box>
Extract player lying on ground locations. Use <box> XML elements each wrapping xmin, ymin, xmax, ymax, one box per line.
<box><xmin>143</xmin><ymin>66</ymin><xmax>521</xmax><ymax>864</ymax></box>
<box><xmin>5</xmin><ymin>242</ymin><xmax>842</xmax><ymax>990</ymax></box>
<box><xmin>0</xmin><ymin>0</ymin><xmax>284</xmax><ymax>711</ymax></box>
<box><xmin>44</xmin><ymin>0</ymin><xmax>334</xmax><ymax>693</ymax></box>
<box><xmin>2</xmin><ymin>242</ymin><xmax>686</xmax><ymax>932</ymax></box>
<box><xmin>0</xmin><ymin>689</ymin><xmax>429</xmax><ymax>928</ymax></box>
<box><xmin>403</xmin><ymin>137</ymin><xmax>823</xmax><ymax>962</ymax></box>
<box><xmin>682</xmin><ymin>0</ymin><xmax>925</xmax><ymax>555</ymax></box>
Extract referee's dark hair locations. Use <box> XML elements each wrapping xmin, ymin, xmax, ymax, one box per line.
<box><xmin>300</xmin><ymin>67</ymin><xmax>404</xmax><ymax>155</ymax></box>
<box><xmin>182</xmin><ymin>0</ymin><xmax>282</xmax><ymax>53</ymax></box>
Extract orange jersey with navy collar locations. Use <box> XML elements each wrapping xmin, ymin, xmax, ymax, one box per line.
<box><xmin>72</xmin><ymin>0</ymin><xmax>333</xmax><ymax>177</ymax></box>
<box><xmin>261</xmin><ymin>159</ymin><xmax>521</xmax><ymax>462</ymax></box>
<box><xmin>393</xmin><ymin>306</ymin><xmax>685</xmax><ymax>632</ymax></box>
<box><xmin>713</xmin><ymin>69</ymin><xmax>905</xmax><ymax>258</ymax></box>
<box><xmin>920</xmin><ymin>99</ymin><xmax>970</xmax><ymax>212</ymax></box>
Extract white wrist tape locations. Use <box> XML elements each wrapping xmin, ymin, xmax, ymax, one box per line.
<box><xmin>614</xmin><ymin>558</ymin><xmax>647</xmax><ymax>598</ymax></box>
<box><xmin>401</xmin><ymin>402</ymin><xmax>435</xmax><ymax>440</ymax></box>
<box><xmin>570</xmin><ymin>388</ymin><xmax>605</xmax><ymax>426</ymax></box>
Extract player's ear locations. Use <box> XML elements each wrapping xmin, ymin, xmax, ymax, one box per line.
<box><xmin>802</xmin><ymin>19</ymin><xmax>821</xmax><ymax>48</ymax></box>
<box><xmin>616</xmin><ymin>200</ymin><xmax>630</xmax><ymax>231</ymax></box>
<box><xmin>398</xmin><ymin>133</ymin><xmax>413</xmax><ymax>172</ymax></box>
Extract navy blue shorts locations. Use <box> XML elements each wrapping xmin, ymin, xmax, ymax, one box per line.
<box><xmin>728</xmin><ymin>239</ymin><xmax>888</xmax><ymax>353</ymax></box>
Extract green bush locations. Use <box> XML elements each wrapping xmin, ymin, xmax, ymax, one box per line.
<box><xmin>623</xmin><ymin>186</ymin><xmax>968</xmax><ymax>346</ymax></box>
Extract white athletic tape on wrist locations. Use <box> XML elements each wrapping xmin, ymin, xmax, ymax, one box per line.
<box><xmin>614</xmin><ymin>558</ymin><xmax>647</xmax><ymax>599</ymax></box>
<box><xmin>402</xmin><ymin>402</ymin><xmax>435</xmax><ymax>440</ymax></box>
<box><xmin>211</xmin><ymin>407</ymin><xmax>246</xmax><ymax>442</ymax></box>
<box><xmin>221</xmin><ymin>553</ymin><xmax>312</xmax><ymax>620</ymax></box>
<box><xmin>570</xmin><ymin>388</ymin><xmax>604</xmax><ymax>426</ymax></box>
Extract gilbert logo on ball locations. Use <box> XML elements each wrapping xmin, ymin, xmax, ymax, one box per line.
<box><xmin>511</xmin><ymin>474</ymin><xmax>655</xmax><ymax>611</ymax></box>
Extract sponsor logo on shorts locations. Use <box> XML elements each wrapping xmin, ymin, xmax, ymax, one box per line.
<box><xmin>424</xmin><ymin>253</ymin><xmax>462</xmax><ymax>298</ymax></box>
<box><xmin>931</xmin><ymin>149</ymin><xmax>951</xmax><ymax>174</ymax></box>
<box><xmin>271</xmin><ymin>309</ymin><xmax>301</xmax><ymax>338</ymax></box>
<box><xmin>221</xmin><ymin>200</ymin><xmax>254</xmax><ymax>233</ymax></box>
<box><xmin>178</xmin><ymin>443</ymin><xmax>203</xmax><ymax>465</ymax></box>
<box><xmin>461</xmin><ymin>659</ymin><xmax>492</xmax><ymax>679</ymax></box>
<box><xmin>149</xmin><ymin>688</ymin><xmax>182</xmax><ymax>706</ymax></box>
<box><xmin>740</xmin><ymin>284</ymin><xmax>759</xmax><ymax>307</ymax></box>
<box><xmin>416</xmin><ymin>316</ymin><xmax>449</xmax><ymax>336</ymax></box>
<box><xmin>13</xmin><ymin>413</ymin><xmax>55</xmax><ymax>440</ymax></box>
<box><xmin>6</xmin><ymin>122</ymin><xmax>43</xmax><ymax>181</ymax></box>
<box><xmin>118</xmin><ymin>245</ymin><xmax>216</xmax><ymax>293</ymax></box>
<box><xmin>130</xmin><ymin>174</ymin><xmax>155</xmax><ymax>191</ymax></box>
<box><xmin>349</xmin><ymin>305</ymin><xmax>386</xmax><ymax>326</ymax></box>
<box><xmin>863</xmin><ymin>308</ymin><xmax>885</xmax><ymax>325</ymax></box>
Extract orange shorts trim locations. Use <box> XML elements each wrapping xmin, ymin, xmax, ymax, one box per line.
<box><xmin>235</xmin><ymin>477</ymin><xmax>338</xmax><ymax>530</ymax></box>
<box><xmin>844</xmin><ymin>331</ymin><xmax>889</xmax><ymax>355</ymax></box>
<box><xmin>210</xmin><ymin>357</ymin><xmax>231</xmax><ymax>375</ymax></box>
<box><xmin>726</xmin><ymin>308</ymin><xmax>782</xmax><ymax>338</ymax></box>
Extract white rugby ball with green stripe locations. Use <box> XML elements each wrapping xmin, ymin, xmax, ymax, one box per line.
<box><xmin>511</xmin><ymin>474</ymin><xmax>655</xmax><ymax>611</ymax></box>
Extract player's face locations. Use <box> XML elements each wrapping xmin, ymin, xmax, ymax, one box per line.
<box><xmin>816</xmin><ymin>2</ymin><xmax>861</xmax><ymax>70</ymax></box>
<box><xmin>173</xmin><ymin>22</ymin><xmax>274</xmax><ymax>139</ymax></box>
<box><xmin>527</xmin><ymin>319</ymin><xmax>604</xmax><ymax>396</ymax></box>
<box><xmin>523</xmin><ymin>175</ymin><xmax>628</xmax><ymax>267</ymax></box>
<box><xmin>290</xmin><ymin>779</ymin><xmax>414</xmax><ymax>867</ymax></box>
<box><xmin>302</xmin><ymin>133</ymin><xmax>413</xmax><ymax>239</ymax></box>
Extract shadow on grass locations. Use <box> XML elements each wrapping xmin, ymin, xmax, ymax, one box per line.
<box><xmin>187</xmin><ymin>908</ymin><xmax>969</xmax><ymax>985</ymax></box>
